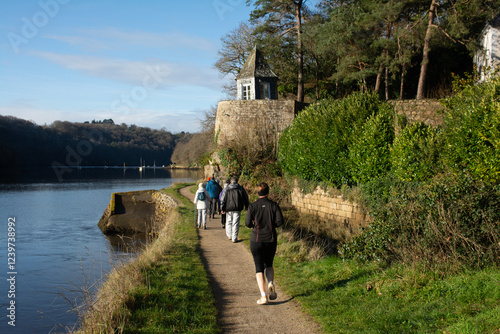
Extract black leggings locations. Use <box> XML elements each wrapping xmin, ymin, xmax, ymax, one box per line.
<box><xmin>250</xmin><ymin>241</ymin><xmax>277</xmax><ymax>273</ymax></box>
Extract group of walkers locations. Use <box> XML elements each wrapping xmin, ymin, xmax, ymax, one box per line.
<box><xmin>193</xmin><ymin>176</ymin><xmax>283</xmax><ymax>305</ymax></box>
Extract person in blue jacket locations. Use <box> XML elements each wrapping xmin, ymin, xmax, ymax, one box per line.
<box><xmin>206</xmin><ymin>177</ymin><xmax>221</xmax><ymax>219</ymax></box>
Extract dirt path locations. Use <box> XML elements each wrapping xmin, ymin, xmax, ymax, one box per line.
<box><xmin>179</xmin><ymin>186</ymin><xmax>322</xmax><ymax>334</ymax></box>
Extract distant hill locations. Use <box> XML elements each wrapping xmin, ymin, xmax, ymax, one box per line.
<box><xmin>0</xmin><ymin>115</ymin><xmax>193</xmax><ymax>169</ymax></box>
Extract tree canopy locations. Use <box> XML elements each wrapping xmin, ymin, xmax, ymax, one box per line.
<box><xmin>215</xmin><ymin>0</ymin><xmax>500</xmax><ymax>100</ymax></box>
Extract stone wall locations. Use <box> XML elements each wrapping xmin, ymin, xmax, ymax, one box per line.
<box><xmin>390</xmin><ymin>99</ymin><xmax>444</xmax><ymax>127</ymax></box>
<box><xmin>291</xmin><ymin>186</ymin><xmax>371</xmax><ymax>234</ymax></box>
<box><xmin>214</xmin><ymin>100</ymin><xmax>308</xmax><ymax>147</ymax></box>
<box><xmin>152</xmin><ymin>191</ymin><xmax>178</xmax><ymax>232</ymax></box>
<box><xmin>98</xmin><ymin>190</ymin><xmax>177</xmax><ymax>234</ymax></box>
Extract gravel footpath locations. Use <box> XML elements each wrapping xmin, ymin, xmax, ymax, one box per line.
<box><xmin>179</xmin><ymin>186</ymin><xmax>322</xmax><ymax>334</ymax></box>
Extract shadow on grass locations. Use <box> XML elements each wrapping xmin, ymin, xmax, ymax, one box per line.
<box><xmin>291</xmin><ymin>268</ymin><xmax>379</xmax><ymax>299</ymax></box>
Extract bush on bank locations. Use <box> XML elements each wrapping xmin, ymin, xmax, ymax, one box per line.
<box><xmin>279</xmin><ymin>91</ymin><xmax>390</xmax><ymax>186</ymax></box>
<box><xmin>441</xmin><ymin>75</ymin><xmax>500</xmax><ymax>184</ymax></box>
<box><xmin>340</xmin><ymin>174</ymin><xmax>500</xmax><ymax>268</ymax></box>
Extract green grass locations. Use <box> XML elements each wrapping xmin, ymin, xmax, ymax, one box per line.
<box><xmin>272</xmin><ymin>253</ymin><xmax>500</xmax><ymax>333</ymax></box>
<box><xmin>124</xmin><ymin>183</ymin><xmax>219</xmax><ymax>334</ymax></box>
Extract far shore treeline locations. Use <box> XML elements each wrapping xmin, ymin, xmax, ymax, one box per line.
<box><xmin>0</xmin><ymin>115</ymin><xmax>206</xmax><ymax>169</ymax></box>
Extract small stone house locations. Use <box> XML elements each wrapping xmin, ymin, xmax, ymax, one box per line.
<box><xmin>235</xmin><ymin>47</ymin><xmax>279</xmax><ymax>100</ymax></box>
<box><xmin>475</xmin><ymin>12</ymin><xmax>500</xmax><ymax>81</ymax></box>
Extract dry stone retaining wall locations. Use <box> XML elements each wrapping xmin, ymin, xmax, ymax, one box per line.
<box><xmin>291</xmin><ymin>186</ymin><xmax>371</xmax><ymax>234</ymax></box>
<box><xmin>152</xmin><ymin>191</ymin><xmax>178</xmax><ymax>231</ymax></box>
<box><xmin>390</xmin><ymin>99</ymin><xmax>444</xmax><ymax>127</ymax></box>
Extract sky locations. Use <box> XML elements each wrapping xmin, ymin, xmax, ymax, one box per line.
<box><xmin>0</xmin><ymin>0</ymin><xmax>254</xmax><ymax>133</ymax></box>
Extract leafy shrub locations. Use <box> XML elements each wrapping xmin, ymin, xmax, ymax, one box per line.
<box><xmin>340</xmin><ymin>174</ymin><xmax>500</xmax><ymax>268</ymax></box>
<box><xmin>390</xmin><ymin>122</ymin><xmax>442</xmax><ymax>182</ymax></box>
<box><xmin>217</xmin><ymin>148</ymin><xmax>240</xmax><ymax>176</ymax></box>
<box><xmin>279</xmin><ymin>91</ymin><xmax>384</xmax><ymax>186</ymax></box>
<box><xmin>441</xmin><ymin>75</ymin><xmax>500</xmax><ymax>184</ymax></box>
<box><xmin>338</xmin><ymin>220</ymin><xmax>395</xmax><ymax>262</ymax></box>
<box><xmin>348</xmin><ymin>103</ymin><xmax>395</xmax><ymax>184</ymax></box>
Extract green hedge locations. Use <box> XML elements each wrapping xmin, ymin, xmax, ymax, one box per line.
<box><xmin>279</xmin><ymin>92</ymin><xmax>388</xmax><ymax>186</ymax></box>
<box><xmin>390</xmin><ymin>121</ymin><xmax>442</xmax><ymax>182</ymax></box>
<box><xmin>441</xmin><ymin>75</ymin><xmax>500</xmax><ymax>184</ymax></box>
<box><xmin>348</xmin><ymin>103</ymin><xmax>395</xmax><ymax>184</ymax></box>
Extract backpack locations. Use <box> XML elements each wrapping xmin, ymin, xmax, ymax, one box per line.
<box><xmin>197</xmin><ymin>191</ymin><xmax>206</xmax><ymax>201</ymax></box>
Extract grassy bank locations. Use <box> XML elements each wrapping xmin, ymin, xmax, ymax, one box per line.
<box><xmin>75</xmin><ymin>183</ymin><xmax>218</xmax><ymax>333</ymax></box>
<box><xmin>274</xmin><ymin>254</ymin><xmax>500</xmax><ymax>333</ymax></box>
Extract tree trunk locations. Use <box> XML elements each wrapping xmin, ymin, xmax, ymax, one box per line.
<box><xmin>416</xmin><ymin>0</ymin><xmax>437</xmax><ymax>100</ymax></box>
<box><xmin>375</xmin><ymin>62</ymin><xmax>383</xmax><ymax>93</ymax></box>
<box><xmin>384</xmin><ymin>23</ymin><xmax>392</xmax><ymax>100</ymax></box>
<box><xmin>335</xmin><ymin>56</ymin><xmax>340</xmax><ymax>97</ymax></box>
<box><xmin>385</xmin><ymin>63</ymin><xmax>389</xmax><ymax>100</ymax></box>
<box><xmin>400</xmin><ymin>63</ymin><xmax>406</xmax><ymax>100</ymax></box>
<box><xmin>295</xmin><ymin>0</ymin><xmax>304</xmax><ymax>102</ymax></box>
<box><xmin>315</xmin><ymin>56</ymin><xmax>319</xmax><ymax>100</ymax></box>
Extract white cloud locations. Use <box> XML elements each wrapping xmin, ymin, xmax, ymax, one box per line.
<box><xmin>30</xmin><ymin>51</ymin><xmax>222</xmax><ymax>90</ymax></box>
<box><xmin>43</xmin><ymin>35</ymin><xmax>113</xmax><ymax>51</ymax></box>
<box><xmin>44</xmin><ymin>28</ymin><xmax>217</xmax><ymax>53</ymax></box>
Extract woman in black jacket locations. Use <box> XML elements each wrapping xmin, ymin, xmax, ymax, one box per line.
<box><xmin>245</xmin><ymin>182</ymin><xmax>283</xmax><ymax>305</ymax></box>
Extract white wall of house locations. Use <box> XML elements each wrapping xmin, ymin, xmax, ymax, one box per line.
<box><xmin>236</xmin><ymin>78</ymin><xmax>255</xmax><ymax>100</ymax></box>
<box><xmin>475</xmin><ymin>16</ymin><xmax>500</xmax><ymax>81</ymax></box>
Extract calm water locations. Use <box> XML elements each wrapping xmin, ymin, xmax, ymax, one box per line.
<box><xmin>0</xmin><ymin>167</ymin><xmax>199</xmax><ymax>333</ymax></box>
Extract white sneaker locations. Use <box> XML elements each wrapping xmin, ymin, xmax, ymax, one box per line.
<box><xmin>268</xmin><ymin>282</ymin><xmax>277</xmax><ymax>300</ymax></box>
<box><xmin>257</xmin><ymin>296</ymin><xmax>268</xmax><ymax>305</ymax></box>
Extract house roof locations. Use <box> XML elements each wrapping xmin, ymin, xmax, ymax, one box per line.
<box><xmin>478</xmin><ymin>12</ymin><xmax>500</xmax><ymax>39</ymax></box>
<box><xmin>235</xmin><ymin>47</ymin><xmax>278</xmax><ymax>80</ymax></box>
<box><xmin>491</xmin><ymin>12</ymin><xmax>500</xmax><ymax>27</ymax></box>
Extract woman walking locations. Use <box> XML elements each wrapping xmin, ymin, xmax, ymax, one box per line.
<box><xmin>194</xmin><ymin>182</ymin><xmax>209</xmax><ymax>229</ymax></box>
<box><xmin>245</xmin><ymin>182</ymin><xmax>283</xmax><ymax>305</ymax></box>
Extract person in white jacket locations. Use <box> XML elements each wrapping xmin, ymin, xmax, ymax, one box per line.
<box><xmin>194</xmin><ymin>182</ymin><xmax>209</xmax><ymax>229</ymax></box>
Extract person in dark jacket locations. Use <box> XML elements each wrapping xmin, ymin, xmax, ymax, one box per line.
<box><xmin>220</xmin><ymin>175</ymin><xmax>249</xmax><ymax>243</ymax></box>
<box><xmin>219</xmin><ymin>179</ymin><xmax>230</xmax><ymax>228</ymax></box>
<box><xmin>245</xmin><ymin>182</ymin><xmax>283</xmax><ymax>305</ymax></box>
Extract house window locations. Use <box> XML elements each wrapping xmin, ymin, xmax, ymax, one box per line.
<box><xmin>260</xmin><ymin>82</ymin><xmax>270</xmax><ymax>99</ymax></box>
<box><xmin>242</xmin><ymin>84</ymin><xmax>251</xmax><ymax>100</ymax></box>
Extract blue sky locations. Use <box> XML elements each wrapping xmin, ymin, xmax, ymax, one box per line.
<box><xmin>0</xmin><ymin>0</ymin><xmax>253</xmax><ymax>133</ymax></box>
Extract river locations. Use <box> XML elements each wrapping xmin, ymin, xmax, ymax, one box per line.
<box><xmin>0</xmin><ymin>167</ymin><xmax>199</xmax><ymax>333</ymax></box>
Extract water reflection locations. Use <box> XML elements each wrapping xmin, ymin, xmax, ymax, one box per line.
<box><xmin>106</xmin><ymin>233</ymin><xmax>148</xmax><ymax>254</ymax></box>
